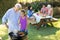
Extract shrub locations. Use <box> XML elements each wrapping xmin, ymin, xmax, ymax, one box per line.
<box><xmin>0</xmin><ymin>0</ymin><xmax>17</xmax><ymax>18</ymax></box>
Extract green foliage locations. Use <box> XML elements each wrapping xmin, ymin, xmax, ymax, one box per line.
<box><xmin>0</xmin><ymin>0</ymin><xmax>17</xmax><ymax>18</ymax></box>
<box><xmin>25</xmin><ymin>1</ymin><xmax>44</xmax><ymax>12</ymax></box>
<box><xmin>0</xmin><ymin>0</ymin><xmax>60</xmax><ymax>18</ymax></box>
<box><xmin>53</xmin><ymin>7</ymin><xmax>60</xmax><ymax>17</ymax></box>
<box><xmin>0</xmin><ymin>0</ymin><xmax>2</xmax><ymax>2</ymax></box>
<box><xmin>31</xmin><ymin>1</ymin><xmax>42</xmax><ymax>12</ymax></box>
<box><xmin>28</xmin><ymin>1</ymin><xmax>60</xmax><ymax>17</ymax></box>
<box><xmin>52</xmin><ymin>1</ymin><xmax>60</xmax><ymax>7</ymax></box>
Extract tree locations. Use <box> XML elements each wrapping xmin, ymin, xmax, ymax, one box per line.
<box><xmin>0</xmin><ymin>0</ymin><xmax>17</xmax><ymax>18</ymax></box>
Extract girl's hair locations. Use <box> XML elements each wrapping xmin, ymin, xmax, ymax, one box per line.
<box><xmin>28</xmin><ymin>6</ymin><xmax>31</xmax><ymax>10</ymax></box>
<box><xmin>21</xmin><ymin>10</ymin><xmax>26</xmax><ymax>16</ymax></box>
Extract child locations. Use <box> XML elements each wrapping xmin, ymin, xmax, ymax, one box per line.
<box><xmin>19</xmin><ymin>10</ymin><xmax>28</xmax><ymax>36</ymax></box>
<box><xmin>27</xmin><ymin>6</ymin><xmax>34</xmax><ymax>18</ymax></box>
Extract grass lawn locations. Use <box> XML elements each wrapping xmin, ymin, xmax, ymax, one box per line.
<box><xmin>0</xmin><ymin>18</ymin><xmax>60</xmax><ymax>40</ymax></box>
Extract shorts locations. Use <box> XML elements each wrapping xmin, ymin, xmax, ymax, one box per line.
<box><xmin>20</xmin><ymin>30</ymin><xmax>28</xmax><ymax>35</ymax></box>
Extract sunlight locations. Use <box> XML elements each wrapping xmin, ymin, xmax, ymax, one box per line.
<box><xmin>17</xmin><ymin>0</ymin><xmax>40</xmax><ymax>3</ymax></box>
<box><xmin>0</xmin><ymin>24</ymin><xmax>7</xmax><ymax>36</ymax></box>
<box><xmin>0</xmin><ymin>24</ymin><xmax>7</xmax><ymax>31</ymax></box>
<box><xmin>56</xmin><ymin>30</ymin><xmax>60</xmax><ymax>36</ymax></box>
<box><xmin>37</xmin><ymin>35</ymin><xmax>41</xmax><ymax>38</ymax></box>
<box><xmin>54</xmin><ymin>23</ymin><xmax>60</xmax><ymax>28</ymax></box>
<box><xmin>49</xmin><ymin>35</ymin><xmax>56</xmax><ymax>40</ymax></box>
<box><xmin>43</xmin><ymin>35</ymin><xmax>56</xmax><ymax>40</ymax></box>
<box><xmin>43</xmin><ymin>36</ymin><xmax>48</xmax><ymax>39</ymax></box>
<box><xmin>0</xmin><ymin>31</ymin><xmax>6</xmax><ymax>36</ymax></box>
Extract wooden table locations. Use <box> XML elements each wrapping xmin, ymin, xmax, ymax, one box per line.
<box><xmin>32</xmin><ymin>17</ymin><xmax>58</xmax><ymax>30</ymax></box>
<box><xmin>32</xmin><ymin>13</ymin><xmax>58</xmax><ymax>30</ymax></box>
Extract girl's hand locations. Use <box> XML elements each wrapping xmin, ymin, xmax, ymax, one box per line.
<box><xmin>19</xmin><ymin>24</ymin><xmax>21</xmax><ymax>29</ymax></box>
<box><xmin>19</xmin><ymin>24</ymin><xmax>21</xmax><ymax>27</ymax></box>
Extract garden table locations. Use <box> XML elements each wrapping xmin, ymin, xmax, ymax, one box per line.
<box><xmin>32</xmin><ymin>13</ymin><xmax>58</xmax><ymax>30</ymax></box>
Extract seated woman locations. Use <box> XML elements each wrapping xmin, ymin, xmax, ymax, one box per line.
<box><xmin>47</xmin><ymin>4</ymin><xmax>53</xmax><ymax>18</ymax></box>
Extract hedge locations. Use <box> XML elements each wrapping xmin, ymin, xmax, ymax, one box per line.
<box><xmin>0</xmin><ymin>0</ymin><xmax>17</xmax><ymax>18</ymax></box>
<box><xmin>0</xmin><ymin>1</ymin><xmax>60</xmax><ymax>18</ymax></box>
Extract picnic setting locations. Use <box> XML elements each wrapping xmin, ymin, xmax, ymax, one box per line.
<box><xmin>0</xmin><ymin>0</ymin><xmax>60</xmax><ymax>40</ymax></box>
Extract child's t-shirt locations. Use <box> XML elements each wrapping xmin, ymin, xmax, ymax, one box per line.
<box><xmin>27</xmin><ymin>10</ymin><xmax>33</xmax><ymax>17</ymax></box>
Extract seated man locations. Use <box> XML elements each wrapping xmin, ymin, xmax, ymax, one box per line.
<box><xmin>40</xmin><ymin>4</ymin><xmax>48</xmax><ymax>27</ymax></box>
<box><xmin>40</xmin><ymin>4</ymin><xmax>48</xmax><ymax>17</ymax></box>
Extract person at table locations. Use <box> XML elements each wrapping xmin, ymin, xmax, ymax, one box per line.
<box><xmin>47</xmin><ymin>4</ymin><xmax>53</xmax><ymax>18</ymax></box>
<box><xmin>27</xmin><ymin>6</ymin><xmax>34</xmax><ymax>18</ymax></box>
<box><xmin>40</xmin><ymin>4</ymin><xmax>48</xmax><ymax>27</ymax></box>
<box><xmin>40</xmin><ymin>4</ymin><xmax>48</xmax><ymax>17</ymax></box>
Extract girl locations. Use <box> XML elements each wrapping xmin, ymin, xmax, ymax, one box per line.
<box><xmin>19</xmin><ymin>10</ymin><xmax>28</xmax><ymax>36</ymax></box>
<box><xmin>27</xmin><ymin>6</ymin><xmax>34</xmax><ymax>18</ymax></box>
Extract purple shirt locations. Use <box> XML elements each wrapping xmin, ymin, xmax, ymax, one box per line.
<box><xmin>20</xmin><ymin>16</ymin><xmax>27</xmax><ymax>30</ymax></box>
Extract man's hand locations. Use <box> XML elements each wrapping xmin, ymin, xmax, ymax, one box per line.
<box><xmin>4</xmin><ymin>23</ymin><xmax>8</xmax><ymax>28</ymax></box>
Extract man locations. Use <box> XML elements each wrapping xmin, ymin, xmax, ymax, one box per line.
<box><xmin>2</xmin><ymin>3</ymin><xmax>22</xmax><ymax>37</ymax></box>
<box><xmin>41</xmin><ymin>4</ymin><xmax>48</xmax><ymax>16</ymax></box>
<box><xmin>40</xmin><ymin>4</ymin><xmax>48</xmax><ymax>27</ymax></box>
